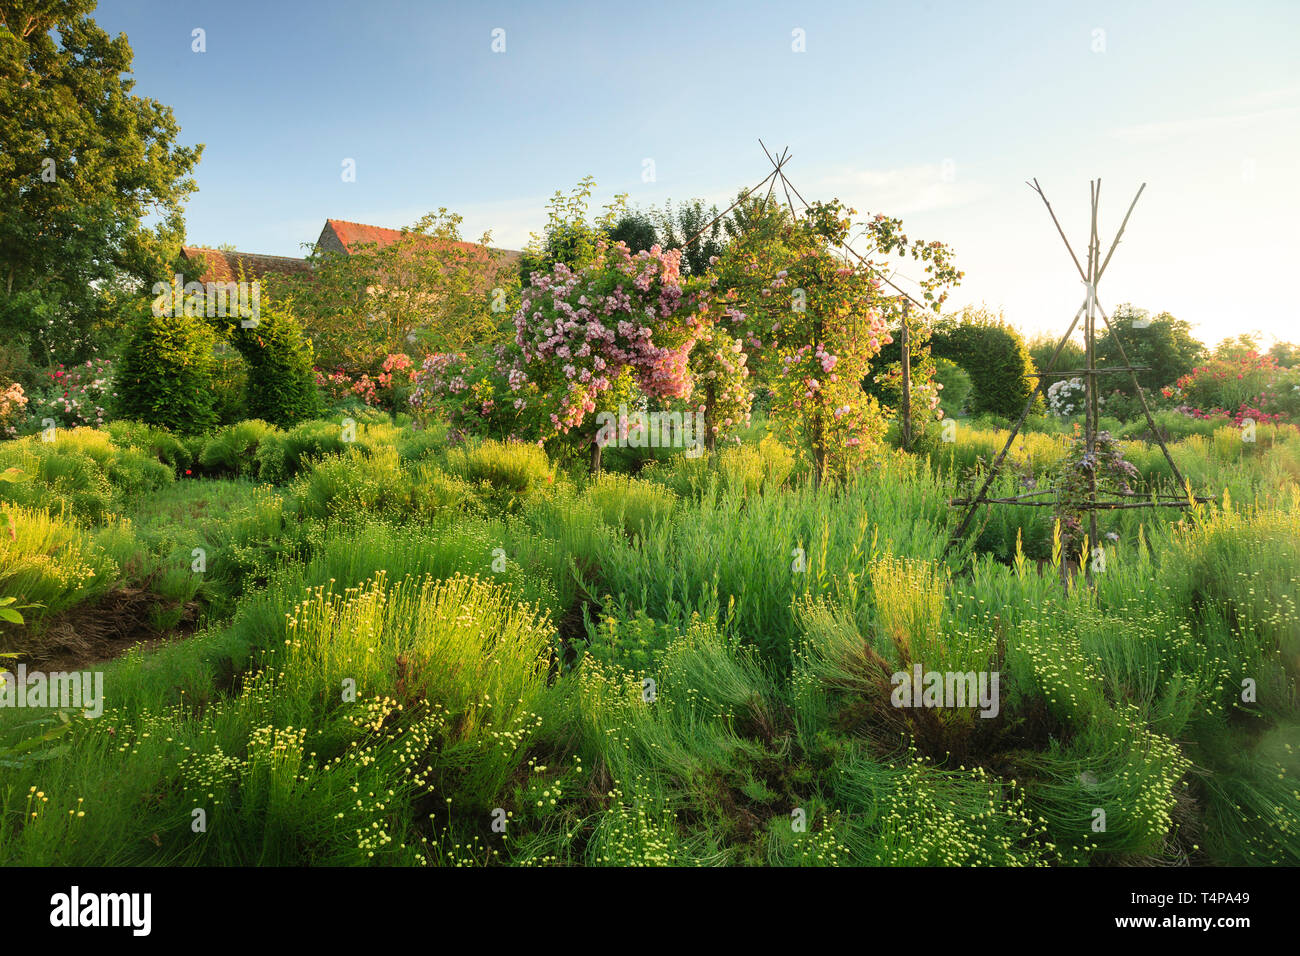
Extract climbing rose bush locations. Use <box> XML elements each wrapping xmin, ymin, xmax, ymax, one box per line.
<box><xmin>512</xmin><ymin>241</ymin><xmax>706</xmax><ymax>440</ymax></box>
<box><xmin>412</xmin><ymin>244</ymin><xmax>750</xmax><ymax>457</ymax></box>
<box><xmin>707</xmin><ymin>202</ymin><xmax>898</xmax><ymax>480</ymax></box>
<box><xmin>685</xmin><ymin>326</ymin><xmax>752</xmax><ymax>447</ymax></box>
<box><xmin>1051</xmin><ymin>425</ymin><xmax>1139</xmax><ymax>556</ymax></box>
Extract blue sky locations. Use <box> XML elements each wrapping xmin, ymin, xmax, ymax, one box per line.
<box><xmin>98</xmin><ymin>0</ymin><xmax>1300</xmax><ymax>346</ymax></box>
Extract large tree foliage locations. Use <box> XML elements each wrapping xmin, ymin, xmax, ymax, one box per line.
<box><xmin>0</xmin><ymin>0</ymin><xmax>202</xmax><ymax>364</ymax></box>
<box><xmin>1269</xmin><ymin>340</ymin><xmax>1300</xmax><ymax>368</ymax></box>
<box><xmin>655</xmin><ymin>199</ymin><xmax>726</xmax><ymax>277</ymax></box>
<box><xmin>1026</xmin><ymin>332</ymin><xmax>1085</xmax><ymax>389</ymax></box>
<box><xmin>606</xmin><ymin>209</ymin><xmax>659</xmax><ymax>255</ymax></box>
<box><xmin>116</xmin><ymin>301</ymin><xmax>217</xmax><ymax>434</ymax></box>
<box><xmin>1095</xmin><ymin>305</ymin><xmax>1205</xmax><ymax>394</ymax></box>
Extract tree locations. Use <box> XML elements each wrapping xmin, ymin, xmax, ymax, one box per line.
<box><xmin>0</xmin><ymin>0</ymin><xmax>202</xmax><ymax>364</ymax></box>
<box><xmin>723</xmin><ymin>190</ymin><xmax>791</xmax><ymax>240</ymax></box>
<box><xmin>224</xmin><ymin>296</ymin><xmax>320</xmax><ymax>427</ymax></box>
<box><xmin>1094</xmin><ymin>305</ymin><xmax>1205</xmax><ymax>394</ymax></box>
<box><xmin>517</xmin><ymin>176</ymin><xmax>628</xmax><ymax>282</ymax></box>
<box><xmin>607</xmin><ymin>210</ymin><xmax>659</xmax><ymax>255</ymax></box>
<box><xmin>1269</xmin><ymin>341</ymin><xmax>1300</xmax><ymax>368</ymax></box>
<box><xmin>816</xmin><ymin>212</ymin><xmax>964</xmax><ymax>442</ymax></box>
<box><xmin>1214</xmin><ymin>333</ymin><xmax>1262</xmax><ymax>361</ymax></box>
<box><xmin>274</xmin><ymin>209</ymin><xmax>507</xmax><ymax>374</ymax></box>
<box><xmin>682</xmin><ymin>326</ymin><xmax>751</xmax><ymax>453</ymax></box>
<box><xmin>1025</xmin><ymin>332</ymin><xmax>1085</xmax><ymax>388</ymax></box>
<box><xmin>656</xmin><ymin>199</ymin><xmax>726</xmax><ymax>277</ymax></box>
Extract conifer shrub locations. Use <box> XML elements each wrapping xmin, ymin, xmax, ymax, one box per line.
<box><xmin>117</xmin><ymin>303</ymin><xmax>219</xmax><ymax>434</ymax></box>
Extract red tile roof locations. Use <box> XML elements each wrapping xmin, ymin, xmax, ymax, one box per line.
<box><xmin>182</xmin><ymin>247</ymin><xmax>312</xmax><ymax>284</ymax></box>
<box><xmin>319</xmin><ymin>219</ymin><xmax>519</xmax><ymax>266</ymax></box>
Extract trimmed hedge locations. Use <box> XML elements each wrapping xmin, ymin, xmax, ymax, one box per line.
<box><xmin>932</xmin><ymin>312</ymin><xmax>1041</xmax><ymax>418</ymax></box>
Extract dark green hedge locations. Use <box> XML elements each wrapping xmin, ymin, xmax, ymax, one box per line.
<box><xmin>116</xmin><ymin>303</ymin><xmax>218</xmax><ymax>434</ymax></box>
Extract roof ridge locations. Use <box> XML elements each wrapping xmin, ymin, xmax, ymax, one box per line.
<box><xmin>183</xmin><ymin>246</ymin><xmax>308</xmax><ymax>262</ymax></box>
<box><xmin>327</xmin><ymin>218</ymin><xmax>403</xmax><ymax>230</ymax></box>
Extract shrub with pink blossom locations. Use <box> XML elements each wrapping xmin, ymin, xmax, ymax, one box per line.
<box><xmin>1162</xmin><ymin>351</ymin><xmax>1285</xmax><ymax>420</ymax></box>
<box><xmin>408</xmin><ymin>346</ymin><xmax>548</xmax><ymax>444</ymax></box>
<box><xmin>684</xmin><ymin>327</ymin><xmax>752</xmax><ymax>450</ymax></box>
<box><xmin>513</xmin><ymin>240</ymin><xmax>706</xmax><ymax>442</ymax></box>
<box><xmin>29</xmin><ymin>358</ymin><xmax>116</xmax><ymax>429</ymax></box>
<box><xmin>410</xmin><ymin>242</ymin><xmax>714</xmax><ymax>468</ymax></box>
<box><xmin>315</xmin><ymin>352</ymin><xmax>419</xmax><ymax>412</ymax></box>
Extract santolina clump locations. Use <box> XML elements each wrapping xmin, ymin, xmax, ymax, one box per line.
<box><xmin>0</xmin><ymin>666</ymin><xmax>104</xmax><ymax>719</ymax></box>
<box><xmin>890</xmin><ymin>665</ymin><xmax>1000</xmax><ymax>718</ymax></box>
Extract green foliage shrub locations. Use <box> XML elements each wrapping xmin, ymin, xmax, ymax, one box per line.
<box><xmin>933</xmin><ymin>312</ymin><xmax>1040</xmax><ymax>418</ymax></box>
<box><xmin>933</xmin><ymin>356</ymin><xmax>972</xmax><ymax>417</ymax></box>
<box><xmin>395</xmin><ymin>422</ymin><xmax>447</xmax><ymax>464</ymax></box>
<box><xmin>253</xmin><ymin>419</ymin><xmax>361</xmax><ymax>484</ymax></box>
<box><xmin>1026</xmin><ymin>333</ymin><xmax>1085</xmax><ymax>388</ymax></box>
<box><xmin>642</xmin><ymin>435</ymin><xmax>796</xmax><ymax>499</ymax></box>
<box><xmin>228</xmin><ymin>300</ymin><xmax>321</xmax><ymax>427</ymax></box>
<box><xmin>406</xmin><ymin>463</ymin><xmax>482</xmax><ymax>520</ymax></box>
<box><xmin>445</xmin><ymin>439</ymin><xmax>554</xmax><ymax>498</ymax></box>
<box><xmin>2</xmin><ymin>415</ymin><xmax>1298</xmax><ymax>868</ymax></box>
<box><xmin>0</xmin><ymin>428</ymin><xmax>173</xmax><ymax>522</ymax></box>
<box><xmin>210</xmin><ymin>342</ymin><xmax>249</xmax><ymax>425</ymax></box>
<box><xmin>1096</xmin><ymin>307</ymin><xmax>1205</xmax><ymax>396</ymax></box>
<box><xmin>290</xmin><ymin>448</ymin><xmax>408</xmax><ymax>523</ymax></box>
<box><xmin>582</xmin><ymin>472</ymin><xmax>676</xmax><ymax>537</ymax></box>
<box><xmin>116</xmin><ymin>304</ymin><xmax>218</xmax><ymax>434</ymax></box>
<box><xmin>199</xmin><ymin>419</ymin><xmax>280</xmax><ymax>476</ymax></box>
<box><xmin>107</xmin><ymin>420</ymin><xmax>193</xmax><ymax>474</ymax></box>
<box><xmin>0</xmin><ymin>504</ymin><xmax>121</xmax><ymax>627</ymax></box>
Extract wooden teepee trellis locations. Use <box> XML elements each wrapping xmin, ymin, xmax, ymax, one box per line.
<box><xmin>682</xmin><ymin>142</ymin><xmax>935</xmax><ymax>450</ymax></box>
<box><xmin>946</xmin><ymin>178</ymin><xmax>1213</xmax><ymax>580</ymax></box>
<box><xmin>679</xmin><ymin>151</ymin><xmax>1208</xmax><ymax>566</ymax></box>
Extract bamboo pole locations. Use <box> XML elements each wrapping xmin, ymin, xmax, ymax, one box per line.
<box><xmin>1084</xmin><ymin>181</ymin><xmax>1101</xmax><ymax>584</ymax></box>
<box><xmin>1096</xmin><ymin>184</ymin><xmax>1147</xmax><ymax>282</ymax></box>
<box><xmin>900</xmin><ymin>299</ymin><xmax>912</xmax><ymax>452</ymax></box>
